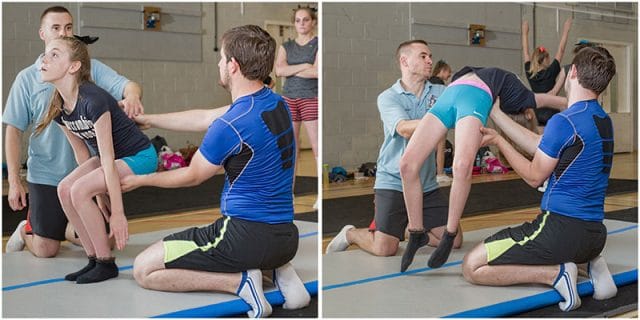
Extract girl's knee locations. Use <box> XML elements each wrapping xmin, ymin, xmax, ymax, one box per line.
<box><xmin>69</xmin><ymin>181</ymin><xmax>91</xmax><ymax>207</ymax></box>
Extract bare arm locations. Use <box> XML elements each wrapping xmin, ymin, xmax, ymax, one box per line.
<box><xmin>134</xmin><ymin>105</ymin><xmax>231</xmax><ymax>132</ymax></box>
<box><xmin>522</xmin><ymin>20</ymin><xmax>531</xmax><ymax>63</ymax></box>
<box><xmin>122</xmin><ymin>150</ymin><xmax>221</xmax><ymax>191</ymax></box>
<box><xmin>119</xmin><ymin>81</ymin><xmax>144</xmax><ymax>118</ymax></box>
<box><xmin>274</xmin><ymin>45</ymin><xmax>312</xmax><ymax>77</ymax></box>
<box><xmin>489</xmin><ymin>100</ymin><xmax>541</xmax><ymax>156</ymax></box>
<box><xmin>295</xmin><ymin>53</ymin><xmax>318</xmax><ymax>79</ymax></box>
<box><xmin>93</xmin><ymin>113</ymin><xmax>128</xmax><ymax>250</ymax></box>
<box><xmin>5</xmin><ymin>126</ymin><xmax>27</xmax><ymax>210</ymax></box>
<box><xmin>481</xmin><ymin>127</ymin><xmax>557</xmax><ymax>187</ymax></box>
<box><xmin>59</xmin><ymin>124</ymin><xmax>91</xmax><ymax>165</ymax></box>
<box><xmin>396</xmin><ymin>119</ymin><xmax>421</xmax><ymax>139</ymax></box>
<box><xmin>548</xmin><ymin>69</ymin><xmax>567</xmax><ymax>96</ymax></box>
<box><xmin>554</xmin><ymin>17</ymin><xmax>573</xmax><ymax>62</ymax></box>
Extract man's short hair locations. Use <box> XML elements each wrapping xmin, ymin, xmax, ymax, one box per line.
<box><xmin>40</xmin><ymin>6</ymin><xmax>71</xmax><ymax>23</ymax></box>
<box><xmin>572</xmin><ymin>46</ymin><xmax>616</xmax><ymax>95</ymax></box>
<box><xmin>221</xmin><ymin>25</ymin><xmax>276</xmax><ymax>81</ymax></box>
<box><xmin>395</xmin><ymin>40</ymin><xmax>429</xmax><ymax>63</ymax></box>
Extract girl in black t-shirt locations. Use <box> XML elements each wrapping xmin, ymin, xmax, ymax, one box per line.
<box><xmin>522</xmin><ymin>18</ymin><xmax>572</xmax><ymax>93</ymax></box>
<box><xmin>36</xmin><ymin>36</ymin><xmax>157</xmax><ymax>284</ymax></box>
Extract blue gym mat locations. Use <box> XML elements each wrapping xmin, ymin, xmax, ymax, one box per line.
<box><xmin>2</xmin><ymin>220</ymin><xmax>318</xmax><ymax>317</ymax></box>
<box><xmin>322</xmin><ymin>219</ymin><xmax>637</xmax><ymax>317</ymax></box>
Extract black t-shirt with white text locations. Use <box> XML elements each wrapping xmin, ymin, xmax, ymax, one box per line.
<box><xmin>54</xmin><ymin>82</ymin><xmax>150</xmax><ymax>159</ymax></box>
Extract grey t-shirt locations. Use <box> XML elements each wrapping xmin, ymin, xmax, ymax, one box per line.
<box><xmin>282</xmin><ymin>37</ymin><xmax>318</xmax><ymax>98</ymax></box>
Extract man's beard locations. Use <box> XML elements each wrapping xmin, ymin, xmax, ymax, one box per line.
<box><xmin>218</xmin><ymin>69</ymin><xmax>231</xmax><ymax>90</ymax></box>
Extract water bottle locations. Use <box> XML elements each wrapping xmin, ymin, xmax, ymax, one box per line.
<box><xmin>323</xmin><ymin>164</ymin><xmax>330</xmax><ymax>188</ymax></box>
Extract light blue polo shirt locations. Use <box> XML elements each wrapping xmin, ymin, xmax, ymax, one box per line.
<box><xmin>2</xmin><ymin>56</ymin><xmax>129</xmax><ymax>186</ymax></box>
<box><xmin>374</xmin><ymin>79</ymin><xmax>445</xmax><ymax>193</ymax></box>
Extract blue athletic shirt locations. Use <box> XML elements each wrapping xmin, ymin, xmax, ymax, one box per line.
<box><xmin>538</xmin><ymin>99</ymin><xmax>613</xmax><ymax>222</ymax></box>
<box><xmin>2</xmin><ymin>56</ymin><xmax>129</xmax><ymax>186</ymax></box>
<box><xmin>53</xmin><ymin>83</ymin><xmax>150</xmax><ymax>159</ymax></box>
<box><xmin>199</xmin><ymin>87</ymin><xmax>295</xmax><ymax>224</ymax></box>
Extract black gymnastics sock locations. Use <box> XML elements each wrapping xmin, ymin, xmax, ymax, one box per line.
<box><xmin>427</xmin><ymin>230</ymin><xmax>457</xmax><ymax>268</ymax></box>
<box><xmin>65</xmin><ymin>256</ymin><xmax>97</xmax><ymax>281</ymax></box>
<box><xmin>400</xmin><ymin>230</ymin><xmax>429</xmax><ymax>272</ymax></box>
<box><xmin>76</xmin><ymin>257</ymin><xmax>118</xmax><ymax>284</ymax></box>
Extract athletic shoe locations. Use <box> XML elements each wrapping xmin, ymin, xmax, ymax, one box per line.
<box><xmin>554</xmin><ymin>262</ymin><xmax>581</xmax><ymax>311</ymax></box>
<box><xmin>437</xmin><ymin>175</ymin><xmax>452</xmax><ymax>186</ymax></box>
<box><xmin>588</xmin><ymin>255</ymin><xmax>617</xmax><ymax>300</ymax></box>
<box><xmin>6</xmin><ymin>220</ymin><xmax>27</xmax><ymax>252</ymax></box>
<box><xmin>273</xmin><ymin>262</ymin><xmax>310</xmax><ymax>310</ymax></box>
<box><xmin>325</xmin><ymin>225</ymin><xmax>354</xmax><ymax>253</ymax></box>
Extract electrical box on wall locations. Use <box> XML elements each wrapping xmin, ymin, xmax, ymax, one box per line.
<box><xmin>469</xmin><ymin>24</ymin><xmax>486</xmax><ymax>46</ymax></box>
<box><xmin>144</xmin><ymin>6</ymin><xmax>161</xmax><ymax>31</ymax></box>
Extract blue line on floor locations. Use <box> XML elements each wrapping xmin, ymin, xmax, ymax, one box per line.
<box><xmin>323</xmin><ymin>224</ymin><xmax>637</xmax><ymax>292</ymax></box>
<box><xmin>3</xmin><ymin>265</ymin><xmax>133</xmax><ymax>291</ymax></box>
<box><xmin>3</xmin><ymin>232</ymin><xmax>316</xmax><ymax>292</ymax></box>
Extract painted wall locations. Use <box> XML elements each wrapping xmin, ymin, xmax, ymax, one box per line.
<box><xmin>323</xmin><ymin>2</ymin><xmax>637</xmax><ymax>169</ymax></box>
<box><xmin>2</xmin><ymin>2</ymin><xmax>313</xmax><ymax>165</ymax></box>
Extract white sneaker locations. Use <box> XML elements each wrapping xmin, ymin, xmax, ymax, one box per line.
<box><xmin>238</xmin><ymin>269</ymin><xmax>272</xmax><ymax>318</ymax></box>
<box><xmin>589</xmin><ymin>255</ymin><xmax>618</xmax><ymax>300</ymax></box>
<box><xmin>6</xmin><ymin>220</ymin><xmax>27</xmax><ymax>252</ymax></box>
<box><xmin>273</xmin><ymin>262</ymin><xmax>311</xmax><ymax>310</ymax></box>
<box><xmin>437</xmin><ymin>175</ymin><xmax>452</xmax><ymax>186</ymax></box>
<box><xmin>325</xmin><ymin>225</ymin><xmax>354</xmax><ymax>253</ymax></box>
<box><xmin>312</xmin><ymin>199</ymin><xmax>319</xmax><ymax>211</ymax></box>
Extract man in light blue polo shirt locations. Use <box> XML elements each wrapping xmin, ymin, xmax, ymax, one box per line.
<box><xmin>326</xmin><ymin>40</ymin><xmax>462</xmax><ymax>259</ymax></box>
<box><xmin>3</xmin><ymin>6</ymin><xmax>144</xmax><ymax>258</ymax></box>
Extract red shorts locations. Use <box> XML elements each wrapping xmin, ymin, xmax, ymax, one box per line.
<box><xmin>283</xmin><ymin>96</ymin><xmax>318</xmax><ymax>122</ymax></box>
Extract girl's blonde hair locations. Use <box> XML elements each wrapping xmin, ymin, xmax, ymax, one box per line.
<box><xmin>528</xmin><ymin>46</ymin><xmax>550</xmax><ymax>78</ymax></box>
<box><xmin>35</xmin><ymin>36</ymin><xmax>92</xmax><ymax>135</ymax></box>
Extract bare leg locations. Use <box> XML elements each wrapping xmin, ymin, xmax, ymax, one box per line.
<box><xmin>22</xmin><ymin>230</ymin><xmax>61</xmax><ymax>258</ymax></box>
<box><xmin>399</xmin><ymin>114</ymin><xmax>447</xmax><ymax>271</ymax></box>
<box><xmin>535</xmin><ymin>93</ymin><xmax>568</xmax><ymax>110</ymax></box>
<box><xmin>69</xmin><ymin>160</ymin><xmax>133</xmax><ymax>259</ymax></box>
<box><xmin>302</xmin><ymin>120</ymin><xmax>318</xmax><ymax>161</ymax></box>
<box><xmin>436</xmin><ymin>137</ymin><xmax>446</xmax><ymax>175</ymax></box>
<box><xmin>445</xmin><ymin>117</ymin><xmax>483</xmax><ymax>233</ymax></box>
<box><xmin>428</xmin><ymin>225</ymin><xmax>463</xmax><ymax>248</ymax></box>
<box><xmin>302</xmin><ymin>120</ymin><xmax>319</xmax><ymax>209</ymax></box>
<box><xmin>427</xmin><ymin>116</ymin><xmax>483</xmax><ymax>268</ymax></box>
<box><xmin>463</xmin><ymin>242</ymin><xmax>581</xmax><ymax>311</ymax></box>
<box><xmin>399</xmin><ymin>114</ymin><xmax>447</xmax><ymax>231</ymax></box>
<box><xmin>134</xmin><ymin>241</ymin><xmax>272</xmax><ymax>317</ymax></box>
<box><xmin>348</xmin><ymin>229</ymin><xmax>400</xmax><ymax>257</ymax></box>
<box><xmin>65</xmin><ymin>223</ymin><xmax>83</xmax><ymax>246</ymax></box>
<box><xmin>58</xmin><ymin>157</ymin><xmax>102</xmax><ymax>256</ymax></box>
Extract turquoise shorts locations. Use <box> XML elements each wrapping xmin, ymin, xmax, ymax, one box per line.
<box><xmin>427</xmin><ymin>84</ymin><xmax>493</xmax><ymax>129</ymax></box>
<box><xmin>121</xmin><ymin>144</ymin><xmax>158</xmax><ymax>175</ymax></box>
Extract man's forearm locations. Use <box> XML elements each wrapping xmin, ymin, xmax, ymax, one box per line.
<box><xmin>495</xmin><ymin>137</ymin><xmax>540</xmax><ymax>187</ymax></box>
<box><xmin>396</xmin><ymin>119</ymin><xmax>421</xmax><ymax>139</ymax></box>
<box><xmin>123</xmin><ymin>81</ymin><xmax>142</xmax><ymax>100</ymax></box>
<box><xmin>5</xmin><ymin>126</ymin><xmax>23</xmax><ymax>184</ymax></box>
<box><xmin>138</xmin><ymin>167</ymin><xmax>202</xmax><ymax>189</ymax></box>
<box><xmin>146</xmin><ymin>106</ymin><xmax>230</xmax><ymax>132</ymax></box>
<box><xmin>491</xmin><ymin>110</ymin><xmax>541</xmax><ymax>155</ymax></box>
